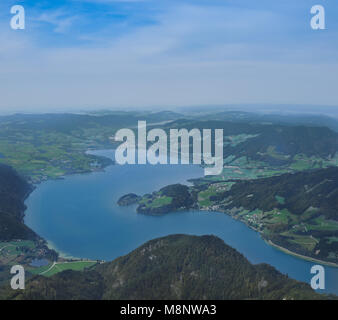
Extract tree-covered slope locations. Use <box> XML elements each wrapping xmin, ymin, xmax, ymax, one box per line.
<box><xmin>136</xmin><ymin>184</ymin><xmax>194</xmax><ymax>215</ymax></box>
<box><xmin>3</xmin><ymin>235</ymin><xmax>327</xmax><ymax>300</ymax></box>
<box><xmin>201</xmin><ymin>111</ymin><xmax>338</xmax><ymax>132</ymax></box>
<box><xmin>218</xmin><ymin>166</ymin><xmax>338</xmax><ymax>220</ymax></box>
<box><xmin>0</xmin><ymin>164</ymin><xmax>36</xmax><ymax>240</ymax></box>
<box><xmin>194</xmin><ymin>167</ymin><xmax>338</xmax><ymax>263</ymax></box>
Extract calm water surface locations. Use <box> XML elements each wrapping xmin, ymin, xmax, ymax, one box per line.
<box><xmin>25</xmin><ymin>150</ymin><xmax>338</xmax><ymax>294</ymax></box>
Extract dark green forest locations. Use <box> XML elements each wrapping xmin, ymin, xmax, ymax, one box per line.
<box><xmin>1</xmin><ymin>235</ymin><xmax>329</xmax><ymax>300</ymax></box>
<box><xmin>0</xmin><ymin>164</ymin><xmax>36</xmax><ymax>241</ymax></box>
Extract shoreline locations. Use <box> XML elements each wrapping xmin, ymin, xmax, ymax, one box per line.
<box><xmin>45</xmin><ymin>240</ymin><xmax>82</xmax><ymax>261</ymax></box>
<box><xmin>198</xmin><ymin>207</ymin><xmax>338</xmax><ymax>268</ymax></box>
<box><xmin>267</xmin><ymin>240</ymin><xmax>338</xmax><ymax>268</ymax></box>
<box><xmin>135</xmin><ymin>202</ymin><xmax>338</xmax><ymax>268</ymax></box>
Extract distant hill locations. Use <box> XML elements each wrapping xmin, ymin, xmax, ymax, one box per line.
<box><xmin>200</xmin><ymin>111</ymin><xmax>338</xmax><ymax>132</ymax></box>
<box><xmin>2</xmin><ymin>235</ymin><xmax>326</xmax><ymax>300</ymax></box>
<box><xmin>1</xmin><ymin>112</ymin><xmax>338</xmax><ymax>182</ymax></box>
<box><xmin>163</xmin><ymin>120</ymin><xmax>338</xmax><ymax>164</ymax></box>
<box><xmin>0</xmin><ymin>111</ymin><xmax>183</xmax><ymax>134</ymax></box>
<box><xmin>0</xmin><ymin>164</ymin><xmax>36</xmax><ymax>240</ymax></box>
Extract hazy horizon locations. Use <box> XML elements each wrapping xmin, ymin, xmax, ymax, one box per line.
<box><xmin>1</xmin><ymin>104</ymin><xmax>338</xmax><ymax>119</ymax></box>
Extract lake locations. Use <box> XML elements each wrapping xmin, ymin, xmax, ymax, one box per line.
<box><xmin>24</xmin><ymin>150</ymin><xmax>338</xmax><ymax>295</ymax></box>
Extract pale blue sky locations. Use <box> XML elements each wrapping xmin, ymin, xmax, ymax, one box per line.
<box><xmin>0</xmin><ymin>0</ymin><xmax>337</xmax><ymax>112</ymax></box>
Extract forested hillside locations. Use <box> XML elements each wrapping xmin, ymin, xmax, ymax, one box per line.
<box><xmin>218</xmin><ymin>167</ymin><xmax>338</xmax><ymax>220</ymax></box>
<box><xmin>213</xmin><ymin>167</ymin><xmax>338</xmax><ymax>263</ymax></box>
<box><xmin>0</xmin><ymin>164</ymin><xmax>35</xmax><ymax>241</ymax></box>
<box><xmin>2</xmin><ymin>235</ymin><xmax>327</xmax><ymax>300</ymax></box>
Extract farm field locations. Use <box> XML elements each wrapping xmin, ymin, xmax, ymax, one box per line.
<box><xmin>29</xmin><ymin>261</ymin><xmax>98</xmax><ymax>277</ymax></box>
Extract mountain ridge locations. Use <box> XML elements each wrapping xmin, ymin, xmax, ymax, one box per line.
<box><xmin>1</xmin><ymin>235</ymin><xmax>329</xmax><ymax>300</ymax></box>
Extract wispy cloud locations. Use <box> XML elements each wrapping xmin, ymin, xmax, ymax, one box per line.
<box><xmin>33</xmin><ymin>10</ymin><xmax>79</xmax><ymax>33</ymax></box>
<box><xmin>0</xmin><ymin>0</ymin><xmax>337</xmax><ymax>112</ymax></box>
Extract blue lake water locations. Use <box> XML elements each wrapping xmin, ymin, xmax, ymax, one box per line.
<box><xmin>24</xmin><ymin>150</ymin><xmax>338</xmax><ymax>295</ymax></box>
